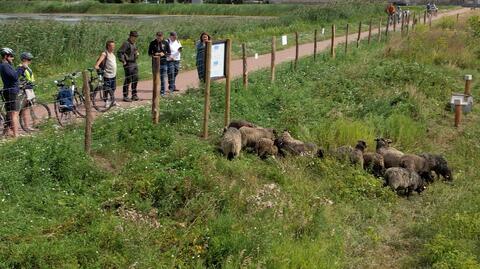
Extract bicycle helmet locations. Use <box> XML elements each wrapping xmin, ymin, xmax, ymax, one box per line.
<box><xmin>0</xmin><ymin>47</ymin><xmax>14</xmax><ymax>57</ymax></box>
<box><xmin>20</xmin><ymin>52</ymin><xmax>33</xmax><ymax>61</ymax></box>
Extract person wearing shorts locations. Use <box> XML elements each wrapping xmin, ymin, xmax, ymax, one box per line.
<box><xmin>0</xmin><ymin>48</ymin><xmax>21</xmax><ymax>137</ymax></box>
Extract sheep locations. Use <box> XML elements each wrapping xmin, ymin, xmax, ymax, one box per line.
<box><xmin>384</xmin><ymin>167</ymin><xmax>427</xmax><ymax>196</ymax></box>
<box><xmin>399</xmin><ymin>154</ymin><xmax>434</xmax><ymax>182</ymax></box>
<box><xmin>363</xmin><ymin>152</ymin><xmax>385</xmax><ymax>177</ymax></box>
<box><xmin>350</xmin><ymin>140</ymin><xmax>367</xmax><ymax>167</ymax></box>
<box><xmin>274</xmin><ymin>130</ymin><xmax>323</xmax><ymax>158</ymax></box>
<box><xmin>419</xmin><ymin>153</ymin><xmax>453</xmax><ymax>182</ymax></box>
<box><xmin>220</xmin><ymin>127</ymin><xmax>242</xmax><ymax>160</ymax></box>
<box><xmin>227</xmin><ymin>120</ymin><xmax>257</xmax><ymax>130</ymax></box>
<box><xmin>330</xmin><ymin>145</ymin><xmax>353</xmax><ymax>161</ymax></box>
<box><xmin>375</xmin><ymin>137</ymin><xmax>404</xmax><ymax>168</ymax></box>
<box><xmin>239</xmin><ymin>126</ymin><xmax>276</xmax><ymax>149</ymax></box>
<box><xmin>255</xmin><ymin>138</ymin><xmax>278</xmax><ymax>159</ymax></box>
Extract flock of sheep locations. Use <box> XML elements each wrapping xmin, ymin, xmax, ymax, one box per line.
<box><xmin>220</xmin><ymin>120</ymin><xmax>453</xmax><ymax>197</ymax></box>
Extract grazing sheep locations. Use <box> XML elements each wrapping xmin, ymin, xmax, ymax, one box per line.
<box><xmin>375</xmin><ymin>138</ymin><xmax>404</xmax><ymax>168</ymax></box>
<box><xmin>350</xmin><ymin>140</ymin><xmax>367</xmax><ymax>167</ymax></box>
<box><xmin>363</xmin><ymin>152</ymin><xmax>385</xmax><ymax>177</ymax></box>
<box><xmin>419</xmin><ymin>153</ymin><xmax>453</xmax><ymax>181</ymax></box>
<box><xmin>227</xmin><ymin>120</ymin><xmax>257</xmax><ymax>129</ymax></box>
<box><xmin>330</xmin><ymin>145</ymin><xmax>353</xmax><ymax>161</ymax></box>
<box><xmin>239</xmin><ymin>126</ymin><xmax>276</xmax><ymax>149</ymax></box>
<box><xmin>221</xmin><ymin>127</ymin><xmax>242</xmax><ymax>160</ymax></box>
<box><xmin>275</xmin><ymin>130</ymin><xmax>323</xmax><ymax>157</ymax></box>
<box><xmin>255</xmin><ymin>138</ymin><xmax>278</xmax><ymax>159</ymax></box>
<box><xmin>399</xmin><ymin>154</ymin><xmax>435</xmax><ymax>182</ymax></box>
<box><xmin>384</xmin><ymin>167</ymin><xmax>427</xmax><ymax>196</ymax></box>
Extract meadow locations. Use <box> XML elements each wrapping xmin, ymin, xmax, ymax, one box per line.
<box><xmin>1</xmin><ymin>13</ymin><xmax>479</xmax><ymax>267</ymax></box>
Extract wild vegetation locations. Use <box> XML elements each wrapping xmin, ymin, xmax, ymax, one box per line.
<box><xmin>1</xmin><ymin>12</ymin><xmax>479</xmax><ymax>267</ymax></box>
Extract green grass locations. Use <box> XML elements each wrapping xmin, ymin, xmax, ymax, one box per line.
<box><xmin>0</xmin><ymin>2</ymin><xmax>395</xmax><ymax>101</ymax></box>
<box><xmin>1</xmin><ymin>11</ymin><xmax>479</xmax><ymax>268</ymax></box>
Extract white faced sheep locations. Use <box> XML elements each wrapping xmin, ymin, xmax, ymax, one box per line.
<box><xmin>221</xmin><ymin>127</ymin><xmax>242</xmax><ymax>160</ymax></box>
<box><xmin>239</xmin><ymin>126</ymin><xmax>276</xmax><ymax>149</ymax></box>
<box><xmin>363</xmin><ymin>152</ymin><xmax>385</xmax><ymax>177</ymax></box>
<box><xmin>375</xmin><ymin>138</ymin><xmax>404</xmax><ymax>168</ymax></box>
<box><xmin>384</xmin><ymin>167</ymin><xmax>427</xmax><ymax>196</ymax></box>
<box><xmin>255</xmin><ymin>138</ymin><xmax>279</xmax><ymax>159</ymax></box>
<box><xmin>274</xmin><ymin>130</ymin><xmax>324</xmax><ymax>158</ymax></box>
<box><xmin>227</xmin><ymin>120</ymin><xmax>257</xmax><ymax>129</ymax></box>
<box><xmin>419</xmin><ymin>153</ymin><xmax>453</xmax><ymax>182</ymax></box>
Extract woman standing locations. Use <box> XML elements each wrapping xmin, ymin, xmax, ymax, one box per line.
<box><xmin>195</xmin><ymin>32</ymin><xmax>211</xmax><ymax>82</ymax></box>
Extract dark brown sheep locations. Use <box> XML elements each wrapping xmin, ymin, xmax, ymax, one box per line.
<box><xmin>384</xmin><ymin>167</ymin><xmax>427</xmax><ymax>196</ymax></box>
<box><xmin>227</xmin><ymin>120</ymin><xmax>257</xmax><ymax>129</ymax></box>
<box><xmin>255</xmin><ymin>138</ymin><xmax>278</xmax><ymax>159</ymax></box>
<box><xmin>363</xmin><ymin>152</ymin><xmax>385</xmax><ymax>177</ymax></box>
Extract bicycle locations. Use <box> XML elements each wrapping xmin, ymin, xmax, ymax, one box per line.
<box><xmin>18</xmin><ymin>82</ymin><xmax>52</xmax><ymax>133</ymax></box>
<box><xmin>88</xmin><ymin>68</ymin><xmax>114</xmax><ymax>112</ymax></box>
<box><xmin>53</xmin><ymin>72</ymin><xmax>85</xmax><ymax>126</ymax></box>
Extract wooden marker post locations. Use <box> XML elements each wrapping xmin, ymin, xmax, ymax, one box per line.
<box><xmin>271</xmin><ymin>36</ymin><xmax>276</xmax><ymax>83</ymax></box>
<box><xmin>294</xmin><ymin>32</ymin><xmax>299</xmax><ymax>70</ymax></box>
<box><xmin>152</xmin><ymin>56</ymin><xmax>160</xmax><ymax>124</ymax></box>
<box><xmin>454</xmin><ymin>100</ymin><xmax>462</xmax><ymax>127</ymax></box>
<box><xmin>331</xmin><ymin>24</ymin><xmax>336</xmax><ymax>59</ymax></box>
<box><xmin>314</xmin><ymin>29</ymin><xmax>318</xmax><ymax>61</ymax></box>
<box><xmin>224</xmin><ymin>39</ymin><xmax>232</xmax><ymax>127</ymax></box>
<box><xmin>464</xmin><ymin>75</ymin><xmax>473</xmax><ymax>96</ymax></box>
<box><xmin>242</xmin><ymin>43</ymin><xmax>248</xmax><ymax>90</ymax></box>
<box><xmin>82</xmin><ymin>70</ymin><xmax>92</xmax><ymax>155</ymax></box>
<box><xmin>368</xmin><ymin>19</ymin><xmax>372</xmax><ymax>44</ymax></box>
<box><xmin>345</xmin><ymin>23</ymin><xmax>349</xmax><ymax>55</ymax></box>
<box><xmin>356</xmin><ymin>21</ymin><xmax>362</xmax><ymax>48</ymax></box>
<box><xmin>202</xmin><ymin>41</ymin><xmax>212</xmax><ymax>139</ymax></box>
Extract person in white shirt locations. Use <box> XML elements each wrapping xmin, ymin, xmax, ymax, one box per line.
<box><xmin>95</xmin><ymin>40</ymin><xmax>118</xmax><ymax>106</ymax></box>
<box><xmin>167</xmin><ymin>32</ymin><xmax>182</xmax><ymax>92</ymax></box>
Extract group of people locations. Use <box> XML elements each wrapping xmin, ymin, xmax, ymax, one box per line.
<box><xmin>0</xmin><ymin>48</ymin><xmax>35</xmax><ymax>138</ymax></box>
<box><xmin>0</xmin><ymin>30</ymin><xmax>215</xmax><ymax>138</ymax></box>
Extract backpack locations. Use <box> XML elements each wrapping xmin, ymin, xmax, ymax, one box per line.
<box><xmin>57</xmin><ymin>87</ymin><xmax>74</xmax><ymax>112</ymax></box>
<box><xmin>96</xmin><ymin>51</ymin><xmax>108</xmax><ymax>71</ymax></box>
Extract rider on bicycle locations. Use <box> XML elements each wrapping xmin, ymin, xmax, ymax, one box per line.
<box><xmin>17</xmin><ymin>52</ymin><xmax>36</xmax><ymax>131</ymax></box>
<box><xmin>0</xmin><ymin>47</ymin><xmax>21</xmax><ymax>137</ymax></box>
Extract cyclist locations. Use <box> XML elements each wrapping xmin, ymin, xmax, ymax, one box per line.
<box><xmin>16</xmin><ymin>52</ymin><xmax>36</xmax><ymax>131</ymax></box>
<box><xmin>0</xmin><ymin>47</ymin><xmax>21</xmax><ymax>137</ymax></box>
<box><xmin>386</xmin><ymin>3</ymin><xmax>396</xmax><ymax>26</ymax></box>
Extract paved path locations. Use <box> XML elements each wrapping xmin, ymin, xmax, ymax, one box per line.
<box><xmin>114</xmin><ymin>8</ymin><xmax>470</xmax><ymax>106</ymax></box>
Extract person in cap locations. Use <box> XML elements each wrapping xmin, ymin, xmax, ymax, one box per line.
<box><xmin>0</xmin><ymin>48</ymin><xmax>21</xmax><ymax>137</ymax></box>
<box><xmin>167</xmin><ymin>31</ymin><xmax>182</xmax><ymax>93</ymax></box>
<box><xmin>117</xmin><ymin>31</ymin><xmax>140</xmax><ymax>102</ymax></box>
<box><xmin>148</xmin><ymin>31</ymin><xmax>170</xmax><ymax>97</ymax></box>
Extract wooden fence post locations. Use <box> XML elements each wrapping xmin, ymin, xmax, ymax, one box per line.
<box><xmin>454</xmin><ymin>100</ymin><xmax>462</xmax><ymax>127</ymax></box>
<box><xmin>345</xmin><ymin>23</ymin><xmax>349</xmax><ymax>55</ymax></box>
<box><xmin>378</xmin><ymin>19</ymin><xmax>382</xmax><ymax>42</ymax></box>
<box><xmin>202</xmin><ymin>41</ymin><xmax>212</xmax><ymax>139</ymax></box>
<box><xmin>224</xmin><ymin>39</ymin><xmax>232</xmax><ymax>127</ymax></box>
<box><xmin>429</xmin><ymin>14</ymin><xmax>432</xmax><ymax>29</ymax></box>
<box><xmin>393</xmin><ymin>15</ymin><xmax>397</xmax><ymax>32</ymax></box>
<box><xmin>457</xmin><ymin>13</ymin><xmax>460</xmax><ymax>23</ymax></box>
<box><xmin>314</xmin><ymin>29</ymin><xmax>318</xmax><ymax>61</ymax></box>
<box><xmin>331</xmin><ymin>24</ymin><xmax>336</xmax><ymax>59</ymax></box>
<box><xmin>294</xmin><ymin>32</ymin><xmax>299</xmax><ymax>70</ymax></box>
<box><xmin>424</xmin><ymin>11</ymin><xmax>427</xmax><ymax>24</ymax></box>
<box><xmin>151</xmin><ymin>56</ymin><xmax>160</xmax><ymax>124</ymax></box>
<box><xmin>271</xmin><ymin>36</ymin><xmax>276</xmax><ymax>83</ymax></box>
<box><xmin>401</xmin><ymin>13</ymin><xmax>405</xmax><ymax>34</ymax></box>
<box><xmin>82</xmin><ymin>70</ymin><xmax>92</xmax><ymax>155</ymax></box>
<box><xmin>242</xmin><ymin>43</ymin><xmax>248</xmax><ymax>90</ymax></box>
<box><xmin>368</xmin><ymin>19</ymin><xmax>372</xmax><ymax>44</ymax></box>
<box><xmin>356</xmin><ymin>21</ymin><xmax>362</xmax><ymax>48</ymax></box>
<box><xmin>385</xmin><ymin>19</ymin><xmax>390</xmax><ymax>40</ymax></box>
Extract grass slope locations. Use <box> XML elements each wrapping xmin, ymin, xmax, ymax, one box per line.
<box><xmin>1</xmin><ymin>15</ymin><xmax>480</xmax><ymax>268</ymax></box>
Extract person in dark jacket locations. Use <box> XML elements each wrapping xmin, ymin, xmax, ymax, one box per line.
<box><xmin>0</xmin><ymin>47</ymin><xmax>20</xmax><ymax>137</ymax></box>
<box><xmin>148</xmin><ymin>32</ymin><xmax>171</xmax><ymax>96</ymax></box>
<box><xmin>195</xmin><ymin>32</ymin><xmax>211</xmax><ymax>82</ymax></box>
<box><xmin>118</xmin><ymin>31</ymin><xmax>139</xmax><ymax>102</ymax></box>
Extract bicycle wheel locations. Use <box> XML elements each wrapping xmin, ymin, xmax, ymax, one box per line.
<box><xmin>73</xmin><ymin>90</ymin><xmax>86</xmax><ymax>118</ymax></box>
<box><xmin>54</xmin><ymin>99</ymin><xmax>76</xmax><ymax>127</ymax></box>
<box><xmin>91</xmin><ymin>85</ymin><xmax>114</xmax><ymax>112</ymax></box>
<box><xmin>19</xmin><ymin>100</ymin><xmax>52</xmax><ymax>132</ymax></box>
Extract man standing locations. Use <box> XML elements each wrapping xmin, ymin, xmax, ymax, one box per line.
<box><xmin>0</xmin><ymin>48</ymin><xmax>20</xmax><ymax>137</ymax></box>
<box><xmin>95</xmin><ymin>40</ymin><xmax>117</xmax><ymax>107</ymax></box>
<box><xmin>148</xmin><ymin>32</ymin><xmax>170</xmax><ymax>96</ymax></box>
<box><xmin>118</xmin><ymin>31</ymin><xmax>139</xmax><ymax>102</ymax></box>
<box><xmin>167</xmin><ymin>32</ymin><xmax>182</xmax><ymax>93</ymax></box>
